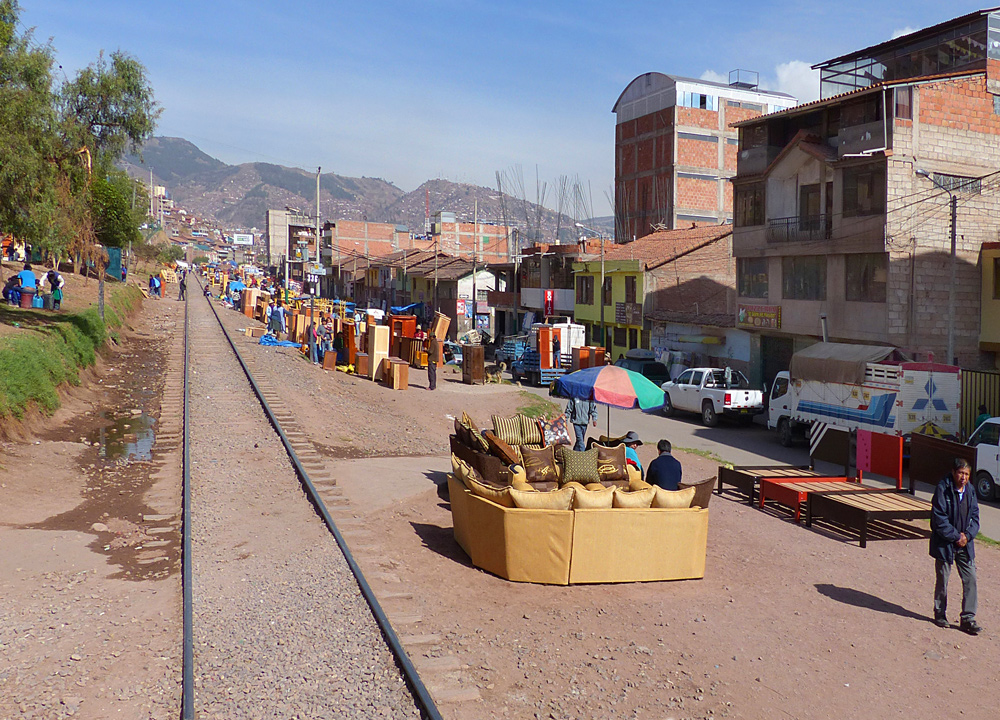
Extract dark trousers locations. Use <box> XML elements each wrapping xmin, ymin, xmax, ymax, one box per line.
<box><xmin>935</xmin><ymin>548</ymin><xmax>977</xmax><ymax>622</ymax></box>
<box><xmin>428</xmin><ymin>362</ymin><xmax>436</xmax><ymax>390</ymax></box>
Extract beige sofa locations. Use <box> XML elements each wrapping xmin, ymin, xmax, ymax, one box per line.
<box><xmin>448</xmin><ymin>475</ymin><xmax>709</xmax><ymax>585</ymax></box>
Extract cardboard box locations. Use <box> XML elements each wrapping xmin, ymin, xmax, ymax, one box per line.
<box><xmin>245</xmin><ymin>327</ymin><xmax>266</xmax><ymax>339</ymax></box>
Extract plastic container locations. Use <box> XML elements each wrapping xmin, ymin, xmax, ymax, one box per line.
<box><xmin>19</xmin><ymin>287</ymin><xmax>35</xmax><ymax>308</ymax></box>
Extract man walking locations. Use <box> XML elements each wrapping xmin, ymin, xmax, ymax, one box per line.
<box><xmin>566</xmin><ymin>396</ymin><xmax>598</xmax><ymax>451</ymax></box>
<box><xmin>931</xmin><ymin>458</ymin><xmax>982</xmax><ymax>635</ymax></box>
<box><xmin>427</xmin><ymin>332</ymin><xmax>438</xmax><ymax>390</ymax></box>
<box><xmin>646</xmin><ymin>439</ymin><xmax>683</xmax><ymax>490</ymax></box>
<box><xmin>178</xmin><ymin>273</ymin><xmax>186</xmax><ymax>301</ymax></box>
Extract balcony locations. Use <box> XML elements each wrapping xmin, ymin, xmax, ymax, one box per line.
<box><xmin>487</xmin><ymin>290</ymin><xmax>517</xmax><ymax>309</ymax></box>
<box><xmin>766</xmin><ymin>215</ymin><xmax>832</xmax><ymax>244</ymax></box>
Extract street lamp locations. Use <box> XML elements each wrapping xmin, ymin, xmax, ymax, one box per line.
<box><xmin>575</xmin><ymin>222</ymin><xmax>606</xmax><ymax>349</ymax></box>
<box><xmin>915</xmin><ymin>169</ymin><xmax>958</xmax><ymax>365</ymax></box>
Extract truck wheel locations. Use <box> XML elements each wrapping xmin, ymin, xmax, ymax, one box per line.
<box><xmin>778</xmin><ymin>418</ymin><xmax>793</xmax><ymax>447</ymax></box>
<box><xmin>976</xmin><ymin>471</ymin><xmax>996</xmax><ymax>502</ymax></box>
<box><xmin>662</xmin><ymin>395</ymin><xmax>674</xmax><ymax>417</ymax></box>
<box><xmin>701</xmin><ymin>401</ymin><xmax>719</xmax><ymax>427</ymax></box>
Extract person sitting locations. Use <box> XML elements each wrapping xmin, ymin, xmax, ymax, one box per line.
<box><xmin>3</xmin><ymin>274</ymin><xmax>22</xmax><ymax>306</ymax></box>
<box><xmin>646</xmin><ymin>439</ymin><xmax>683</xmax><ymax>490</ymax></box>
<box><xmin>17</xmin><ymin>263</ymin><xmax>37</xmax><ymax>292</ymax></box>
<box><xmin>975</xmin><ymin>404</ymin><xmax>990</xmax><ymax>431</ymax></box>
<box><xmin>621</xmin><ymin>430</ymin><xmax>644</xmax><ymax>479</ymax></box>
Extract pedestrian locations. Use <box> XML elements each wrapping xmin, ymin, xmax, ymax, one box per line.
<box><xmin>121</xmin><ymin>265</ymin><xmax>128</xmax><ymax>283</ymax></box>
<box><xmin>931</xmin><ymin>458</ymin><xmax>982</xmax><ymax>635</ymax></box>
<box><xmin>148</xmin><ymin>274</ymin><xmax>155</xmax><ymax>296</ymax></box>
<box><xmin>46</xmin><ymin>268</ymin><xmax>64</xmax><ymax>310</ymax></box>
<box><xmin>646</xmin><ymin>439</ymin><xmax>683</xmax><ymax>490</ymax></box>
<box><xmin>178</xmin><ymin>274</ymin><xmax>186</xmax><ymax>301</ymax></box>
<box><xmin>264</xmin><ymin>300</ymin><xmax>274</xmax><ymax>328</ymax></box>
<box><xmin>270</xmin><ymin>301</ymin><xmax>286</xmax><ymax>340</ymax></box>
<box><xmin>621</xmin><ymin>430</ymin><xmax>644</xmax><ymax>478</ymax></box>
<box><xmin>427</xmin><ymin>332</ymin><xmax>438</xmax><ymax>390</ymax></box>
<box><xmin>565</xmin><ymin>396</ymin><xmax>598</xmax><ymax>451</ymax></box>
<box><xmin>552</xmin><ymin>332</ymin><xmax>561</xmax><ymax>369</ymax></box>
<box><xmin>974</xmin><ymin>404</ymin><xmax>990</xmax><ymax>431</ymax></box>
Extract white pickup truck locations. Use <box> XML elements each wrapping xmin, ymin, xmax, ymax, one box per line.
<box><xmin>660</xmin><ymin>368</ymin><xmax>765</xmax><ymax>427</ymax></box>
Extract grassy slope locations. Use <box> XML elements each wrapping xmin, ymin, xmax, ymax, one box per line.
<box><xmin>0</xmin><ymin>285</ymin><xmax>143</xmax><ymax>419</ymax></box>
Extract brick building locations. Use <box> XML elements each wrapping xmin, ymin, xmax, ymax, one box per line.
<box><xmin>731</xmin><ymin>8</ymin><xmax>1000</xmax><ymax>385</ymax></box>
<box><xmin>613</xmin><ymin>72</ymin><xmax>796</xmax><ymax>242</ymax></box>
<box><xmin>431</xmin><ymin>211</ymin><xmax>513</xmax><ymax>263</ymax></box>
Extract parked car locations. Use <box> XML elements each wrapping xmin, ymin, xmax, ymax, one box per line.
<box><xmin>661</xmin><ymin>367</ymin><xmax>764</xmax><ymax>427</ymax></box>
<box><xmin>614</xmin><ymin>355</ymin><xmax>671</xmax><ymax>388</ymax></box>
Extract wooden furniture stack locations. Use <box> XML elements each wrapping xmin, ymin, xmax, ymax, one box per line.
<box><xmin>383</xmin><ymin>357</ymin><xmax>409</xmax><ymax>390</ymax></box>
<box><xmin>367</xmin><ymin>325</ymin><xmax>390</xmax><ymax>381</ymax></box>
<box><xmin>462</xmin><ymin>344</ymin><xmax>485</xmax><ymax>385</ymax></box>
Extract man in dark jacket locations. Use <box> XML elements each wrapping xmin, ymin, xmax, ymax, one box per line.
<box><xmin>646</xmin><ymin>439</ymin><xmax>683</xmax><ymax>490</ymax></box>
<box><xmin>930</xmin><ymin>458</ymin><xmax>981</xmax><ymax>635</ymax></box>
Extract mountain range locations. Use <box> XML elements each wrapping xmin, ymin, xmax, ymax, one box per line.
<box><xmin>121</xmin><ymin>137</ymin><xmax>614</xmax><ymax>241</ymax></box>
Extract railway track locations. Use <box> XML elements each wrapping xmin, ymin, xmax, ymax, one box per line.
<box><xmin>179</xmin><ymin>277</ymin><xmax>442</xmax><ymax>719</ymax></box>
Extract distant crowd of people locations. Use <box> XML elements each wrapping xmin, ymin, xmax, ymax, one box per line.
<box><xmin>3</xmin><ymin>263</ymin><xmax>64</xmax><ymax>309</ymax></box>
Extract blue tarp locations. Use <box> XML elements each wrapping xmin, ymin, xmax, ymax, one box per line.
<box><xmin>389</xmin><ymin>302</ymin><xmax>423</xmax><ymax>314</ymax></box>
<box><xmin>228</xmin><ymin>281</ymin><xmax>247</xmax><ymax>292</ymax></box>
<box><xmin>105</xmin><ymin>247</ymin><xmax>122</xmax><ymax>281</ymax></box>
<box><xmin>259</xmin><ymin>335</ymin><xmax>301</xmax><ymax>348</ymax></box>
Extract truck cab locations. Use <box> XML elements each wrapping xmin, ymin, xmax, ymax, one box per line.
<box><xmin>968</xmin><ymin>418</ymin><xmax>1000</xmax><ymax>501</ymax></box>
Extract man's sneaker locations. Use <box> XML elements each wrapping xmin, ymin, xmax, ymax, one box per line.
<box><xmin>933</xmin><ymin>616</ymin><xmax>950</xmax><ymax>628</ymax></box>
<box><xmin>960</xmin><ymin>620</ymin><xmax>982</xmax><ymax>636</ymax></box>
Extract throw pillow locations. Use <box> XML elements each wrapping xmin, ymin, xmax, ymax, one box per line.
<box><xmin>492</xmin><ymin>414</ymin><xmax>524</xmax><ymax>446</ymax></box>
<box><xmin>573</xmin><ymin>484</ymin><xmax>615</xmax><ymax>509</ymax></box>
<box><xmin>596</xmin><ymin>444</ymin><xmax>628</xmax><ymax>482</ymax></box>
<box><xmin>652</xmin><ymin>486</ymin><xmax>696</xmax><ymax>509</ymax></box>
<box><xmin>482</xmin><ymin>429</ymin><xmax>520</xmax><ymax>466</ymax></box>
<box><xmin>509</xmin><ymin>486</ymin><xmax>575</xmax><ymax>510</ymax></box>
<box><xmin>517</xmin><ymin>445</ymin><xmax>560</xmax><ymax>485</ymax></box>
<box><xmin>468</xmin><ymin>426</ymin><xmax>490</xmax><ymax>454</ymax></box>
<box><xmin>466</xmin><ymin>475</ymin><xmax>515</xmax><ymax>507</ymax></box>
<box><xmin>518</xmin><ymin>414</ymin><xmax>545</xmax><ymax>446</ymax></box>
<box><xmin>541</xmin><ymin>413</ymin><xmax>572</xmax><ymax>446</ymax></box>
<box><xmin>612</xmin><ymin>486</ymin><xmax>656</xmax><ymax>509</ymax></box>
<box><xmin>453</xmin><ymin>417</ymin><xmax>472</xmax><ymax>448</ymax></box>
<box><xmin>556</xmin><ymin>446</ymin><xmax>601</xmax><ymax>485</ymax></box>
<box><xmin>629</xmin><ymin>478</ymin><xmax>653</xmax><ymax>492</ymax></box>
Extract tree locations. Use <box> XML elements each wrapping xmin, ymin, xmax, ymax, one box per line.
<box><xmin>158</xmin><ymin>245</ymin><xmax>183</xmax><ymax>264</ymax></box>
<box><xmin>91</xmin><ymin>165</ymin><xmax>144</xmax><ymax>248</ymax></box>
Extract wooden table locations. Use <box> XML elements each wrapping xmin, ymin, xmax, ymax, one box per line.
<box><xmin>805</xmin><ymin>490</ymin><xmax>933</xmax><ymax>548</ymax></box>
<box><xmin>758</xmin><ymin>478</ymin><xmax>866</xmax><ymax>522</ymax></box>
<box><xmin>718</xmin><ymin>465</ymin><xmax>838</xmax><ymax>505</ymax></box>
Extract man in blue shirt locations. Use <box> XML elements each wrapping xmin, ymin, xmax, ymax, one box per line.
<box><xmin>17</xmin><ymin>263</ymin><xmax>37</xmax><ymax>290</ymax></box>
<box><xmin>646</xmin><ymin>439</ymin><xmax>683</xmax><ymax>490</ymax></box>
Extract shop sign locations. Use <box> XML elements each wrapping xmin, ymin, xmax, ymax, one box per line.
<box><xmin>543</xmin><ymin>289</ymin><xmax>555</xmax><ymax>316</ymax></box>
<box><xmin>737</xmin><ymin>304</ymin><xmax>781</xmax><ymax>329</ymax></box>
<box><xmin>456</xmin><ymin>299</ymin><xmax>467</xmax><ymax>315</ymax></box>
<box><xmin>615</xmin><ymin>302</ymin><xmax>642</xmax><ymax>325</ymax></box>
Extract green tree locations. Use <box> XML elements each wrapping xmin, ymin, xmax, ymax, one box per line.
<box><xmin>158</xmin><ymin>245</ymin><xmax>184</xmax><ymax>264</ymax></box>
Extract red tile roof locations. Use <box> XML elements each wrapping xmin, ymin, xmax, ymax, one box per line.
<box><xmin>599</xmin><ymin>226</ymin><xmax>733</xmax><ymax>270</ymax></box>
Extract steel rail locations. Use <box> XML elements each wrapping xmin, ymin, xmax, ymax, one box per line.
<box><xmin>192</xmin><ymin>276</ymin><xmax>443</xmax><ymax>720</ymax></box>
<box><xmin>181</xmin><ymin>287</ymin><xmax>194</xmax><ymax>719</ymax></box>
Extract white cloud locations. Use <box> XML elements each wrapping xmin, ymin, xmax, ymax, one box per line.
<box><xmin>700</xmin><ymin>69</ymin><xmax>728</xmax><ymax>85</ymax></box>
<box><xmin>892</xmin><ymin>26</ymin><xmax>918</xmax><ymax>39</ymax></box>
<box><xmin>760</xmin><ymin>60</ymin><xmax>821</xmax><ymax>104</ymax></box>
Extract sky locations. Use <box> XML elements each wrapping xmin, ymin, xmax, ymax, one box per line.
<box><xmin>20</xmin><ymin>1</ymin><xmax>994</xmax><ymax>216</ymax></box>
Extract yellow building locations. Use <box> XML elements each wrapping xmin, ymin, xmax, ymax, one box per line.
<box><xmin>572</xmin><ymin>255</ymin><xmax>647</xmax><ymax>361</ymax></box>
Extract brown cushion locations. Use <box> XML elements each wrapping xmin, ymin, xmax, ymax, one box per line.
<box><xmin>453</xmin><ymin>418</ymin><xmax>471</xmax><ymax>447</ymax></box>
<box><xmin>596</xmin><ymin>444</ymin><xmax>628</xmax><ymax>483</ymax></box>
<box><xmin>517</xmin><ymin>445</ymin><xmax>559</xmax><ymax>485</ymax></box>
<box><xmin>510</xmin><ymin>486</ymin><xmax>574</xmax><ymax>510</ymax></box>
<box><xmin>612</xmin><ymin>486</ymin><xmax>656</xmax><ymax>508</ymax></box>
<box><xmin>492</xmin><ymin>414</ymin><xmax>523</xmax><ymax>446</ymax></box>
<box><xmin>652</xmin><ymin>485</ymin><xmax>696</xmax><ymax>509</ymax></box>
<box><xmin>518</xmin><ymin>414</ymin><xmax>544</xmax><ymax>446</ymax></box>
<box><xmin>483</xmin><ymin>429</ymin><xmax>520</xmax><ymax>466</ymax></box>
<box><xmin>556</xmin><ymin>446</ymin><xmax>601</xmax><ymax>485</ymax></box>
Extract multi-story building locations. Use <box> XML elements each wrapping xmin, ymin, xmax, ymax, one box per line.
<box><xmin>430</xmin><ymin>211</ymin><xmax>513</xmax><ymax>263</ymax></box>
<box><xmin>732</xmin><ymin>8</ymin><xmax>1000</xmax><ymax>385</ymax></box>
<box><xmin>613</xmin><ymin>72</ymin><xmax>796</xmax><ymax>241</ymax></box>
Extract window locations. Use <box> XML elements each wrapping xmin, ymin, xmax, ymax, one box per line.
<box><xmin>971</xmin><ymin>422</ymin><xmax>1000</xmax><ymax>447</ymax></box>
<box><xmin>680</xmin><ymin>92</ymin><xmax>716</xmax><ymax>111</ymax></box>
<box><xmin>738</xmin><ymin>257</ymin><xmax>769</xmax><ymax>298</ymax></box>
<box><xmin>613</xmin><ymin>326</ymin><xmax>627</xmax><ymax>348</ymax></box>
<box><xmin>843</xmin><ymin>164</ymin><xmax>886</xmax><ymax>217</ymax></box>
<box><xmin>771</xmin><ymin>376</ymin><xmax>789</xmax><ymax>399</ymax></box>
<box><xmin>994</xmin><ymin>94</ymin><xmax>1000</xmax><ymax>116</ymax></box>
<box><xmin>625</xmin><ymin>276</ymin><xmax>637</xmax><ymax>304</ymax></box>
<box><xmin>476</xmin><ymin>289</ymin><xmax>488</xmax><ymax>303</ymax></box>
<box><xmin>575</xmin><ymin>275</ymin><xmax>594</xmax><ymax>305</ymax></box>
<box><xmin>841</xmin><ymin>95</ymin><xmax>883</xmax><ymax>127</ymax></box>
<box><xmin>628</xmin><ymin>328</ymin><xmax>638</xmax><ymax>349</ymax></box>
<box><xmin>690</xmin><ymin>370</ymin><xmax>705</xmax><ymax>387</ymax></box>
<box><xmin>735</xmin><ymin>182</ymin><xmax>766</xmax><ymax>226</ymax></box>
<box><xmin>739</xmin><ymin>124</ymin><xmax>767</xmax><ymax>150</ymax></box>
<box><xmin>799</xmin><ymin>184</ymin><xmax>821</xmax><ymax>226</ymax></box>
<box><xmin>845</xmin><ymin>253</ymin><xmax>887</xmax><ymax>302</ymax></box>
<box><xmin>995</xmin><ymin>257</ymin><xmax>1000</xmax><ymax>299</ymax></box>
<box><xmin>603</xmin><ymin>277</ymin><xmax>613</xmax><ymax>306</ymax></box>
<box><xmin>894</xmin><ymin>87</ymin><xmax>912</xmax><ymax>119</ymax></box>
<box><xmin>678</xmin><ymin>132</ymin><xmax>719</xmax><ymax>143</ymax></box>
<box><xmin>675</xmin><ymin>370</ymin><xmax>693</xmax><ymax>385</ymax></box>
<box><xmin>782</xmin><ymin>256</ymin><xmax>827</xmax><ymax>300</ymax></box>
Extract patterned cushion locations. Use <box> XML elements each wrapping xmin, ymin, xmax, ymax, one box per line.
<box><xmin>555</xmin><ymin>446</ymin><xmax>601</xmax><ymax>485</ymax></box>
<box><xmin>509</xmin><ymin>486</ymin><xmax>575</xmax><ymax>510</ymax></box>
<box><xmin>482</xmin><ymin>429</ymin><xmax>520</xmax><ymax>466</ymax></box>
<box><xmin>460</xmin><ymin>412</ymin><xmax>490</xmax><ymax>453</ymax></box>
<box><xmin>517</xmin><ymin>445</ymin><xmax>559</xmax><ymax>485</ymax></box>
<box><xmin>596</xmin><ymin>444</ymin><xmax>628</xmax><ymax>482</ymax></box>
<box><xmin>453</xmin><ymin>418</ymin><xmax>471</xmax><ymax>448</ymax></box>
<box><xmin>651</xmin><ymin>486</ymin><xmax>696</xmax><ymax>509</ymax></box>
<box><xmin>492</xmin><ymin>414</ymin><xmax>524</xmax><ymax>446</ymax></box>
<box><xmin>518</xmin><ymin>414</ymin><xmax>544</xmax><ymax>446</ymax></box>
<box><xmin>541</xmin><ymin>413</ymin><xmax>572</xmax><ymax>446</ymax></box>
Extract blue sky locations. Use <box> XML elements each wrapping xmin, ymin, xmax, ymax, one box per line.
<box><xmin>21</xmin><ymin>1</ymin><xmax>993</xmax><ymax>216</ymax></box>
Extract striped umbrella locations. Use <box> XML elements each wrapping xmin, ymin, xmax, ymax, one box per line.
<box><xmin>553</xmin><ymin>365</ymin><xmax>665</xmax><ymax>411</ymax></box>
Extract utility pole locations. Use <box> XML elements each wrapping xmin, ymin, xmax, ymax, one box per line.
<box><xmin>472</xmin><ymin>199</ymin><xmax>478</xmax><ymax>336</ymax></box>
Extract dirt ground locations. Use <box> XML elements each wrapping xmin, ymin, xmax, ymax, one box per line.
<box><xmin>0</xmin><ymin>291</ymin><xmax>184</xmax><ymax>720</ymax></box>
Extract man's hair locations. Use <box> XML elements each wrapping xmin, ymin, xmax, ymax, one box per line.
<box><xmin>953</xmin><ymin>457</ymin><xmax>972</xmax><ymax>472</ymax></box>
<box><xmin>23</xmin><ymin>263</ymin><xmax>31</xmax><ymax>270</ymax></box>
<box><xmin>657</xmin><ymin>439</ymin><xmax>672</xmax><ymax>454</ymax></box>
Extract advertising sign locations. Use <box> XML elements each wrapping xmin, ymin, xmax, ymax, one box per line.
<box><xmin>233</xmin><ymin>233</ymin><xmax>254</xmax><ymax>246</ymax></box>
<box><xmin>456</xmin><ymin>299</ymin><xmax>467</xmax><ymax>316</ymax></box>
<box><xmin>543</xmin><ymin>289</ymin><xmax>555</xmax><ymax>317</ymax></box>
<box><xmin>737</xmin><ymin>304</ymin><xmax>782</xmax><ymax>329</ymax></box>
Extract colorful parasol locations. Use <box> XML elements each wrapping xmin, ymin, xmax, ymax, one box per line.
<box><xmin>553</xmin><ymin>365</ymin><xmax>665</xmax><ymax>411</ymax></box>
